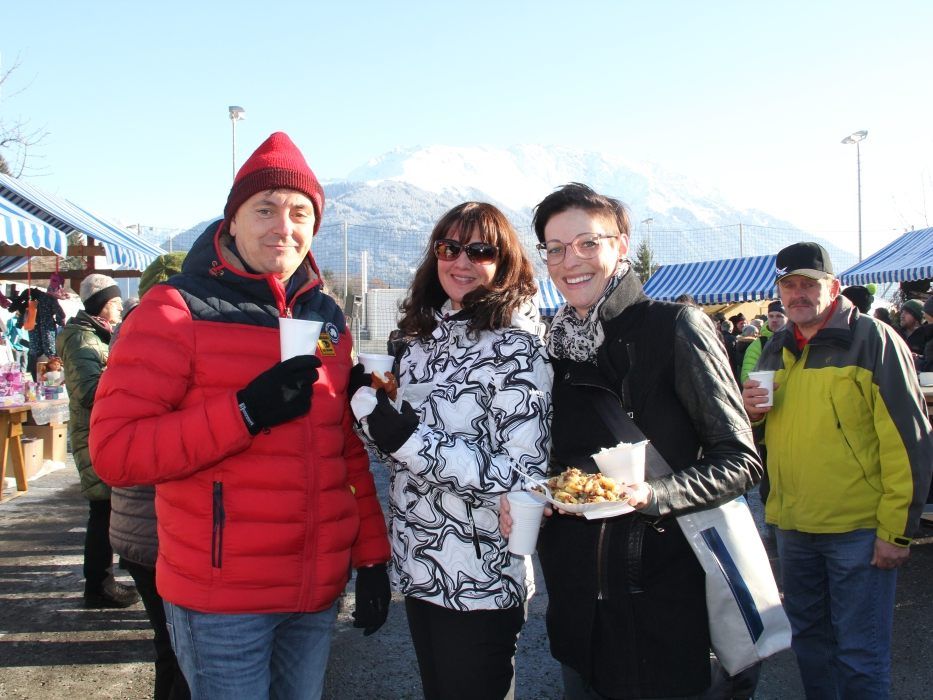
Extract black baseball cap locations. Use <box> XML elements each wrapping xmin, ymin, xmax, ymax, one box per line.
<box><xmin>775</xmin><ymin>242</ymin><xmax>834</xmax><ymax>281</ymax></box>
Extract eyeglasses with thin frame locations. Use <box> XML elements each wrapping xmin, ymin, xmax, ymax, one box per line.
<box><xmin>536</xmin><ymin>232</ymin><xmax>618</xmax><ymax>265</ymax></box>
<box><xmin>433</xmin><ymin>238</ymin><xmax>499</xmax><ymax>265</ymax></box>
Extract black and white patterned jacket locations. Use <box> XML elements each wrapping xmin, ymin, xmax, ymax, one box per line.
<box><xmin>377</xmin><ymin>303</ymin><xmax>553</xmax><ymax>611</ymax></box>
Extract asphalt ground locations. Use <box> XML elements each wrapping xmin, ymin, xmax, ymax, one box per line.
<box><xmin>2</xmin><ymin>461</ymin><xmax>932</xmax><ymax>699</ymax></box>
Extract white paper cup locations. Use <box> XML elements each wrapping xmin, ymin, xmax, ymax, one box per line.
<box><xmin>748</xmin><ymin>370</ymin><xmax>775</xmax><ymax>407</ymax></box>
<box><xmin>592</xmin><ymin>442</ymin><xmax>647</xmax><ymax>485</ymax></box>
<box><xmin>358</xmin><ymin>353</ymin><xmax>394</xmax><ymax>379</ymax></box>
<box><xmin>506</xmin><ymin>491</ymin><xmax>546</xmax><ymax>555</ymax></box>
<box><xmin>279</xmin><ymin>318</ymin><xmax>323</xmax><ymax>361</ymax></box>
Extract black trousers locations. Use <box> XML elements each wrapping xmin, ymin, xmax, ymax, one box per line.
<box><xmin>122</xmin><ymin>559</ymin><xmax>190</xmax><ymax>700</ymax></box>
<box><xmin>84</xmin><ymin>499</ymin><xmax>114</xmax><ymax>592</ymax></box>
<box><xmin>405</xmin><ymin>596</ymin><xmax>525</xmax><ymax>700</ymax></box>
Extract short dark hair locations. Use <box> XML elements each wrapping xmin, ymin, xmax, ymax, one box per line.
<box><xmin>675</xmin><ymin>293</ymin><xmax>698</xmax><ymax>307</ymax></box>
<box><xmin>532</xmin><ymin>182</ymin><xmax>631</xmax><ymax>243</ymax></box>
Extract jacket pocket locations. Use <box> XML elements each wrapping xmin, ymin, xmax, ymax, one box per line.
<box><xmin>828</xmin><ymin>381</ymin><xmax>879</xmax><ymax>487</ymax></box>
<box><xmin>212</xmin><ymin>481</ymin><xmax>225</xmax><ymax>568</ymax></box>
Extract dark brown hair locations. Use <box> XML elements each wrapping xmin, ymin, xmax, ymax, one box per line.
<box><xmin>397</xmin><ymin>202</ymin><xmax>536</xmax><ymax>339</ymax></box>
<box><xmin>532</xmin><ymin>182</ymin><xmax>631</xmax><ymax>242</ymax></box>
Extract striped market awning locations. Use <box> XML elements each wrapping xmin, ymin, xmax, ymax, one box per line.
<box><xmin>839</xmin><ymin>227</ymin><xmax>933</xmax><ymax>285</ymax></box>
<box><xmin>0</xmin><ymin>196</ymin><xmax>68</xmax><ymax>256</ymax></box>
<box><xmin>643</xmin><ymin>254</ymin><xmax>778</xmax><ymax>305</ymax></box>
<box><xmin>535</xmin><ymin>276</ymin><xmax>566</xmax><ymax>316</ymax></box>
<box><xmin>0</xmin><ymin>173</ymin><xmax>163</xmax><ymax>270</ymax></box>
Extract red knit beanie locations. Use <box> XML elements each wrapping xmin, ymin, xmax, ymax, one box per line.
<box><xmin>223</xmin><ymin>132</ymin><xmax>325</xmax><ymax>234</ymax></box>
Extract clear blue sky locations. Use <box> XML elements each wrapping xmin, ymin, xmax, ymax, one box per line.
<box><xmin>3</xmin><ymin>0</ymin><xmax>932</xmax><ymax>256</ymax></box>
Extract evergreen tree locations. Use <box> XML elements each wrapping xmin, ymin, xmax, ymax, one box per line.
<box><xmin>632</xmin><ymin>240</ymin><xmax>660</xmax><ymax>281</ymax></box>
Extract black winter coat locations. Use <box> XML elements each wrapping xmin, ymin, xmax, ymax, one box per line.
<box><xmin>536</xmin><ymin>271</ymin><xmax>762</xmax><ymax>699</ymax></box>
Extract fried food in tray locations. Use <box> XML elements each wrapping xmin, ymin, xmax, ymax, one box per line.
<box><xmin>547</xmin><ymin>467</ymin><xmax>625</xmax><ymax>504</ymax></box>
<box><xmin>371</xmin><ymin>370</ymin><xmax>398</xmax><ymax>401</ymax></box>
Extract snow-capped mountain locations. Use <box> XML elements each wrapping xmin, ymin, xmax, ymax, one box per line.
<box><xmin>345</xmin><ymin>144</ymin><xmax>804</xmax><ymax>231</ymax></box>
<box><xmin>165</xmin><ymin>144</ymin><xmax>857</xmax><ymax>286</ymax></box>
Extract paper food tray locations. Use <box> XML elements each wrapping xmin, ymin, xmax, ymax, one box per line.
<box><xmin>524</xmin><ymin>480</ymin><xmax>634</xmax><ymax>520</ymax></box>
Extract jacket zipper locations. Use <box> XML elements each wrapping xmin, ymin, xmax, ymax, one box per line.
<box><xmin>596</xmin><ymin>521</ymin><xmax>610</xmax><ymax>599</ymax></box>
<box><xmin>466</xmin><ymin>504</ymin><xmax>482</xmax><ymax>560</ymax></box>
<box><xmin>212</xmin><ymin>481</ymin><xmax>225</xmax><ymax>568</ymax></box>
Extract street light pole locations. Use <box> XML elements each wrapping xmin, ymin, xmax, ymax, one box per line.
<box><xmin>229</xmin><ymin>106</ymin><xmax>246</xmax><ymax>181</ymax></box>
<box><xmin>841</xmin><ymin>129</ymin><xmax>867</xmax><ymax>261</ymax></box>
<box><xmin>641</xmin><ymin>218</ymin><xmax>653</xmax><ymax>275</ymax></box>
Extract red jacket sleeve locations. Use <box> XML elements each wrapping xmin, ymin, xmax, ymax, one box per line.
<box><xmin>90</xmin><ymin>286</ymin><xmax>253</xmax><ymax>486</ymax></box>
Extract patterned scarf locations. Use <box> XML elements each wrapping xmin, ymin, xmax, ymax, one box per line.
<box><xmin>547</xmin><ymin>262</ymin><xmax>629</xmax><ymax>364</ymax></box>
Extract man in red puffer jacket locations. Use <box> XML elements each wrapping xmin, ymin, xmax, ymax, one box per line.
<box><xmin>90</xmin><ymin>132</ymin><xmax>390</xmax><ymax>700</ymax></box>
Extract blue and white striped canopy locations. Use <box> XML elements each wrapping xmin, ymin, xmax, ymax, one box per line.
<box><xmin>0</xmin><ymin>173</ymin><xmax>163</xmax><ymax>270</ymax></box>
<box><xmin>0</xmin><ymin>196</ymin><xmax>67</xmax><ymax>256</ymax></box>
<box><xmin>535</xmin><ymin>276</ymin><xmax>566</xmax><ymax>316</ymax></box>
<box><xmin>839</xmin><ymin>227</ymin><xmax>933</xmax><ymax>285</ymax></box>
<box><xmin>643</xmin><ymin>254</ymin><xmax>778</xmax><ymax>305</ymax></box>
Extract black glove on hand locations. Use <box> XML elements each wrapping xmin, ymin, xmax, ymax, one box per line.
<box><xmin>236</xmin><ymin>355</ymin><xmax>322</xmax><ymax>435</ymax></box>
<box><xmin>347</xmin><ymin>363</ymin><xmax>373</xmax><ymax>404</ymax></box>
<box><xmin>366</xmin><ymin>389</ymin><xmax>418</xmax><ymax>453</ymax></box>
<box><xmin>352</xmin><ymin>563</ymin><xmax>390</xmax><ymax>636</ymax></box>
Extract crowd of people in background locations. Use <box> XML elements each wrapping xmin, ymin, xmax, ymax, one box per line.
<box><xmin>4</xmin><ymin>131</ymin><xmax>932</xmax><ymax>700</ymax></box>
<box><xmin>710</xmin><ymin>288</ymin><xmax>933</xmax><ymax>385</ymax></box>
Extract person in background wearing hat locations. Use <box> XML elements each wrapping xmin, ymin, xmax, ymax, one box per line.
<box><xmin>734</xmin><ymin>324</ymin><xmax>759</xmax><ymax>376</ymax></box>
<box><xmin>921</xmin><ymin>296</ymin><xmax>933</xmax><ymax>371</ymax></box>
<box><xmin>89</xmin><ymin>132</ymin><xmax>391</xmax><ymax>699</ymax></box>
<box><xmin>898</xmin><ymin>298</ymin><xmax>932</xmax><ymax>371</ymax></box>
<box><xmin>108</xmin><ymin>252</ymin><xmax>189</xmax><ymax>700</ymax></box>
<box><xmin>740</xmin><ymin>300</ymin><xmax>787</xmax><ymax>385</ymax></box>
<box><xmin>57</xmin><ymin>273</ymin><xmax>140</xmax><ymax>608</ymax></box>
<box><xmin>740</xmin><ymin>300</ymin><xmax>789</xmax><ymax>507</ymax></box>
<box><xmin>742</xmin><ymin>242</ymin><xmax>933</xmax><ymax>699</ymax></box>
<box><xmin>840</xmin><ymin>284</ymin><xmax>874</xmax><ymax>314</ymax></box>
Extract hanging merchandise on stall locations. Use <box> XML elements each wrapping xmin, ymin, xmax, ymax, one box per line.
<box><xmin>8</xmin><ymin>255</ymin><xmax>66</xmax><ymax>380</ymax></box>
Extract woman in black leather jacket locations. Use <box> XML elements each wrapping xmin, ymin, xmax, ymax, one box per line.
<box><xmin>505</xmin><ymin>184</ymin><xmax>762</xmax><ymax>699</ymax></box>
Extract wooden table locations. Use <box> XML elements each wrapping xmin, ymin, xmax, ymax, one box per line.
<box><xmin>922</xmin><ymin>384</ymin><xmax>933</xmax><ymax>420</ymax></box>
<box><xmin>0</xmin><ymin>399</ymin><xmax>69</xmax><ymax>501</ymax></box>
<box><xmin>0</xmin><ymin>405</ymin><xmax>33</xmax><ymax>501</ymax></box>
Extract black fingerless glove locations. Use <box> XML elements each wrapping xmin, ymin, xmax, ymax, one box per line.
<box><xmin>236</xmin><ymin>355</ymin><xmax>322</xmax><ymax>435</ymax></box>
<box><xmin>347</xmin><ymin>363</ymin><xmax>372</xmax><ymax>404</ymax></box>
<box><xmin>366</xmin><ymin>389</ymin><xmax>418</xmax><ymax>453</ymax></box>
<box><xmin>352</xmin><ymin>563</ymin><xmax>390</xmax><ymax>636</ymax></box>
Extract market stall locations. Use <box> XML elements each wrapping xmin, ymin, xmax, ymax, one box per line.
<box><xmin>839</xmin><ymin>227</ymin><xmax>933</xmax><ymax>285</ymax></box>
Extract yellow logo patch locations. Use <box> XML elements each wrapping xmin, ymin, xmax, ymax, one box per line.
<box><xmin>317</xmin><ymin>334</ymin><xmax>336</xmax><ymax>356</ymax></box>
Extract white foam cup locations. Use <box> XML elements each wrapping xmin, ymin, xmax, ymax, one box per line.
<box><xmin>358</xmin><ymin>353</ymin><xmax>394</xmax><ymax>379</ymax></box>
<box><xmin>592</xmin><ymin>442</ymin><xmax>647</xmax><ymax>485</ymax></box>
<box><xmin>506</xmin><ymin>490</ymin><xmax>546</xmax><ymax>555</ymax></box>
<box><xmin>748</xmin><ymin>370</ymin><xmax>775</xmax><ymax>408</ymax></box>
<box><xmin>279</xmin><ymin>318</ymin><xmax>323</xmax><ymax>361</ymax></box>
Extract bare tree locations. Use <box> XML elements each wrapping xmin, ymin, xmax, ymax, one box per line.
<box><xmin>0</xmin><ymin>55</ymin><xmax>47</xmax><ymax>177</ymax></box>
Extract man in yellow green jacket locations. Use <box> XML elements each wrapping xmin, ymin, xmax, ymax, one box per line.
<box><xmin>742</xmin><ymin>242</ymin><xmax>932</xmax><ymax>700</ymax></box>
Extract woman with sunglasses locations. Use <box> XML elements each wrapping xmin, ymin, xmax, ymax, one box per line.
<box><xmin>351</xmin><ymin>201</ymin><xmax>553</xmax><ymax>700</ymax></box>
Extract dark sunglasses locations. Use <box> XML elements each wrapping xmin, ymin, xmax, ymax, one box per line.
<box><xmin>433</xmin><ymin>238</ymin><xmax>498</xmax><ymax>265</ymax></box>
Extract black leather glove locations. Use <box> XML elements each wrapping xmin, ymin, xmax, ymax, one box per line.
<box><xmin>352</xmin><ymin>563</ymin><xmax>390</xmax><ymax>636</ymax></box>
<box><xmin>366</xmin><ymin>389</ymin><xmax>418</xmax><ymax>453</ymax></box>
<box><xmin>236</xmin><ymin>355</ymin><xmax>322</xmax><ymax>435</ymax></box>
<box><xmin>347</xmin><ymin>363</ymin><xmax>372</xmax><ymax>404</ymax></box>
